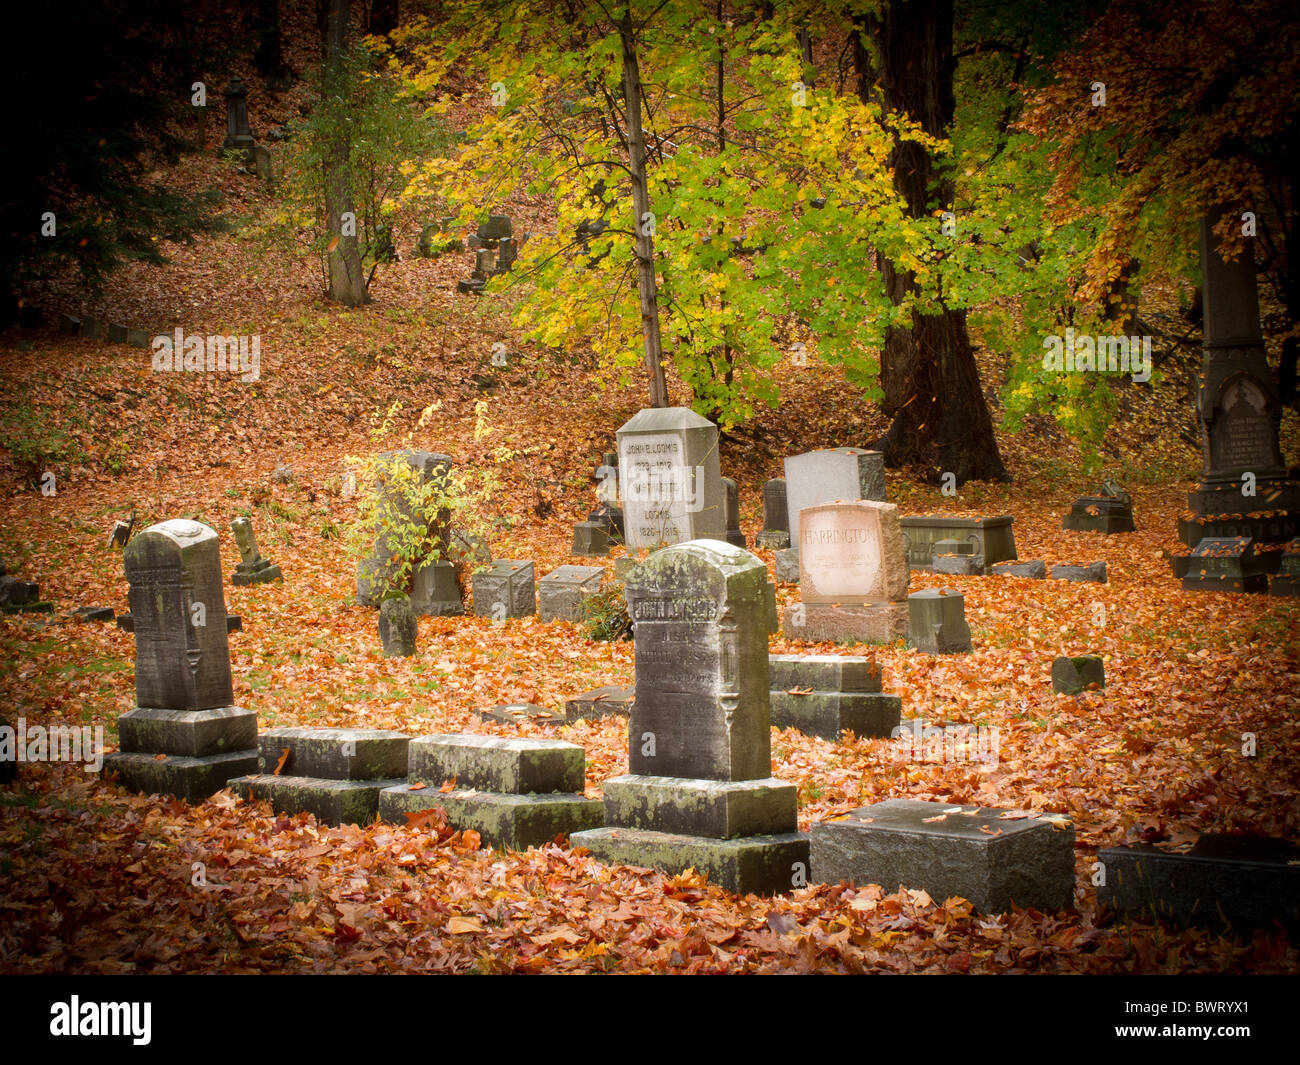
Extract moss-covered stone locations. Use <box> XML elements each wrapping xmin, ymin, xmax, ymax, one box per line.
<box><xmin>380</xmin><ymin>784</ymin><xmax>603</xmax><ymax>849</ymax></box>
<box><xmin>118</xmin><ymin>706</ymin><xmax>256</xmax><ymax>757</ymax></box>
<box><xmin>229</xmin><ymin>773</ymin><xmax>407</xmax><ymax>826</ymax></box>
<box><xmin>769</xmin><ymin>690</ymin><xmax>900</xmax><ymax>741</ymax></box>
<box><xmin>256</xmin><ymin>726</ymin><xmax>409</xmax><ymax>780</ymax></box>
<box><xmin>102</xmin><ymin>749</ymin><xmax>258</xmax><ymax>803</ymax></box>
<box><xmin>602</xmin><ymin>775</ymin><xmax>796</xmax><ymax>838</ymax></box>
<box><xmin>407</xmin><ymin>734</ymin><xmax>584</xmax><ymax>794</ymax></box>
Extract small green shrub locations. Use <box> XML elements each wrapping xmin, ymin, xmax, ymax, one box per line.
<box><xmin>581</xmin><ymin>587</ymin><xmax>632</xmax><ymax>642</ymax></box>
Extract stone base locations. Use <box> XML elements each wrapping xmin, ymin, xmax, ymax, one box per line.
<box><xmin>457</xmin><ymin>278</ymin><xmax>486</xmax><ymax>295</ymax></box>
<box><xmin>724</xmin><ymin>530</ymin><xmax>748</xmax><ymax>549</ymax></box>
<box><xmin>1270</xmin><ymin>575</ymin><xmax>1300</xmax><ymax>597</ymax></box>
<box><xmin>572</xmin><ymin>826</ymin><xmax>810</xmax><ymax>896</ymax></box>
<box><xmin>769</xmin><ymin>654</ymin><xmax>881</xmax><ymax>692</ymax></box>
<box><xmin>783</xmin><ymin>602</ymin><xmax>908</xmax><ymax>644</ymax></box>
<box><xmin>118</xmin><ymin>706</ymin><xmax>257</xmax><ymax>757</ymax></box>
<box><xmin>230</xmin><ymin>773</ymin><xmax>406</xmax><ymax>827</ymax></box>
<box><xmin>769</xmin><ymin>690</ymin><xmax>900</xmax><ymax>741</ymax></box>
<box><xmin>1</xmin><ymin>601</ymin><xmax>54</xmax><ymax>614</ymax></box>
<box><xmin>408</xmin><ymin>734</ymin><xmax>585</xmax><ymax>794</ymax></box>
<box><xmin>1182</xmin><ymin>573</ymin><xmax>1269</xmax><ymax>594</ymax></box>
<box><xmin>1050</xmin><ymin>562</ymin><xmax>1107</xmax><ymax>583</ymax></box>
<box><xmin>1051</xmin><ymin>655</ymin><xmax>1104</xmax><ymax>694</ymax></box>
<box><xmin>232</xmin><ymin>560</ymin><xmax>283</xmax><ymax>586</ymax></box>
<box><xmin>476</xmin><ymin>703</ymin><xmax>564</xmax><ymax>726</ymax></box>
<box><xmin>103</xmin><ymin>749</ymin><xmax>259</xmax><ymax>804</ymax></box>
<box><xmin>1063</xmin><ymin>513</ymin><xmax>1135</xmax><ymax>534</ymax></box>
<box><xmin>811</xmin><ymin>799</ymin><xmax>1075</xmax><ymax>913</ymax></box>
<box><xmin>257</xmin><ymin>727</ymin><xmax>410</xmax><ymax>780</ymax></box>
<box><xmin>116</xmin><ymin>613</ymin><xmax>242</xmax><ymax>634</ymax></box>
<box><xmin>601</xmin><ymin>775</ymin><xmax>796</xmax><ymax>839</ymax></box>
<box><xmin>931</xmin><ymin>554</ymin><xmax>982</xmax><ymax>576</ymax></box>
<box><xmin>564</xmin><ymin>685</ymin><xmax>634</xmax><ymax>722</ymax></box>
<box><xmin>1178</xmin><ymin>507</ymin><xmax>1300</xmax><ymax>548</ymax></box>
<box><xmin>989</xmin><ymin>560</ymin><xmax>1046</xmax><ymax>579</ymax></box>
<box><xmin>381</xmin><ymin>784</ymin><xmax>603</xmax><ymax>849</ymax></box>
<box><xmin>1098</xmin><ymin>836</ymin><xmax>1300</xmax><ymax>934</ymax></box>
<box><xmin>756</xmin><ymin>530</ymin><xmax>790</xmax><ymax>550</ymax></box>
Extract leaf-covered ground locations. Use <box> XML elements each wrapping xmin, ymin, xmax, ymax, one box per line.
<box><xmin>1</xmin><ymin>25</ymin><xmax>1298</xmax><ymax>972</ymax></box>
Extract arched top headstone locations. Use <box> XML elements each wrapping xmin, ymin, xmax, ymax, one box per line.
<box><xmin>624</xmin><ymin>540</ymin><xmax>775</xmax><ymax>781</ymax></box>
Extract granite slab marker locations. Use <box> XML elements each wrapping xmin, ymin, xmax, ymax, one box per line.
<box><xmin>472</xmin><ymin>560</ymin><xmax>536</xmax><ymax>618</ymax></box>
<box><xmin>616</xmin><ymin>408</ymin><xmax>725</xmax><ymax>548</ymax></box>
<box><xmin>783</xmin><ymin>448</ymin><xmax>885</xmax><ymax>548</ymax></box>
<box><xmin>539</xmin><ymin>564</ymin><xmax>604</xmax><ymax>623</ymax></box>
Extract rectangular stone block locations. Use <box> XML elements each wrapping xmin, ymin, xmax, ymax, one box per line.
<box><xmin>899</xmin><ymin>516</ymin><xmax>1017</xmax><ymax>572</ymax></box>
<box><xmin>230</xmin><ymin>773</ymin><xmax>406</xmax><ymax>827</ymax></box>
<box><xmin>411</xmin><ymin>558</ymin><xmax>463</xmax><ymax>616</ymax></box>
<box><xmin>768</xmin><ymin>653</ymin><xmax>882</xmax><ymax>693</ymax></box>
<box><xmin>103</xmin><ymin>749</ymin><xmax>259</xmax><ymax>804</ymax></box>
<box><xmin>381</xmin><ymin>785</ymin><xmax>603</xmax><ymax>849</ymax></box>
<box><xmin>572</xmin><ymin>826</ymin><xmax>811</xmax><ymax>896</ymax></box>
<box><xmin>617</xmin><ymin>407</ymin><xmax>725</xmax><ymax>548</ymax></box>
<box><xmin>572</xmin><ymin>521</ymin><xmax>610</xmax><ymax>557</ymax></box>
<box><xmin>784</xmin><ymin>448</ymin><xmax>885</xmax><ymax>547</ymax></box>
<box><xmin>782</xmin><ymin>601</ymin><xmax>909</xmax><ymax>644</ymax></box>
<box><xmin>539</xmin><ymin>564</ymin><xmax>604</xmax><ymax>623</ymax></box>
<box><xmin>564</xmin><ymin>685</ymin><xmax>634</xmax><ymax>722</ymax></box>
<box><xmin>769</xmin><ymin>690</ymin><xmax>900</xmax><ymax>741</ymax></box>
<box><xmin>811</xmin><ymin>799</ymin><xmax>1075</xmax><ymax>913</ymax></box>
<box><xmin>117</xmin><ymin>706</ymin><xmax>256</xmax><ymax>757</ymax></box>
<box><xmin>1097</xmin><ymin>836</ymin><xmax>1300</xmax><ymax>934</ymax></box>
<box><xmin>472</xmin><ymin>560</ymin><xmax>535</xmax><ymax>618</ymax></box>
<box><xmin>257</xmin><ymin>727</ymin><xmax>410</xmax><ymax>780</ymax></box>
<box><xmin>602</xmin><ymin>774</ymin><xmax>797</xmax><ymax>839</ymax></box>
<box><xmin>408</xmin><ymin>734</ymin><xmax>585</xmax><ymax>794</ymax></box>
<box><xmin>798</xmin><ymin>501</ymin><xmax>908</xmax><ymax>605</ymax></box>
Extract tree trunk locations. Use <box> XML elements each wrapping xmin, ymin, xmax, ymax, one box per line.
<box><xmin>368</xmin><ymin>0</ymin><xmax>399</xmax><ymax>37</ymax></box>
<box><xmin>323</xmin><ymin>0</ymin><xmax>367</xmax><ymax>306</ymax></box>
<box><xmin>253</xmin><ymin>0</ymin><xmax>293</xmax><ymax>88</ymax></box>
<box><xmin>856</xmin><ymin>0</ymin><xmax>1007</xmax><ymax>484</ymax></box>
<box><xmin>619</xmin><ymin>12</ymin><xmax>670</xmax><ymax>409</ymax></box>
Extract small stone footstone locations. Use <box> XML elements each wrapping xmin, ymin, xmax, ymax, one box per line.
<box><xmin>756</xmin><ymin>530</ymin><xmax>790</xmax><ymax>550</ymax></box>
<box><xmin>572</xmin><ymin>541</ymin><xmax>808</xmax><ymax>896</ymax></box>
<box><xmin>768</xmin><ymin>653</ymin><xmax>899</xmax><ymax>741</ymax></box>
<box><xmin>127</xmin><ymin>328</ymin><xmax>150</xmax><ymax>349</ymax></box>
<box><xmin>990</xmin><ymin>560</ymin><xmax>1046</xmax><ymax>579</ymax></box>
<box><xmin>229</xmin><ymin>727</ymin><xmax>410</xmax><ymax>827</ymax></box>
<box><xmin>0</xmin><ymin>576</ymin><xmax>53</xmax><ymax>614</ymax></box>
<box><xmin>476</xmin><ymin>703</ymin><xmax>564</xmax><ymax>726</ymax></box>
<box><xmin>80</xmin><ymin>316</ymin><xmax>104</xmax><ymax>339</ymax></box>
<box><xmin>763</xmin><ymin>478</ymin><xmax>789</xmax><ymax>539</ymax></box>
<box><xmin>907</xmin><ymin>589</ymin><xmax>972</xmax><ymax>654</ymax></box>
<box><xmin>1270</xmin><ymin>538</ymin><xmax>1300</xmax><ymax>596</ymax></box>
<box><xmin>102</xmin><ymin>519</ymin><xmax>260</xmax><ymax>802</ymax></box>
<box><xmin>572</xmin><ymin>521</ymin><xmax>610</xmax><ymax>556</ymax></box>
<box><xmin>230</xmin><ymin>517</ymin><xmax>283</xmax><ymax>586</ymax></box>
<box><xmin>379</xmin><ymin>596</ymin><xmax>417</xmax><ymax>657</ymax></box>
<box><xmin>74</xmin><ymin>606</ymin><xmax>115</xmax><ymax>622</ymax></box>
<box><xmin>1182</xmin><ymin>536</ymin><xmax>1268</xmax><ymax>594</ymax></box>
<box><xmin>1062</xmin><ymin>479</ymin><xmax>1136</xmax><ymax>534</ymax></box>
<box><xmin>774</xmin><ymin>547</ymin><xmax>800</xmax><ymax>583</ymax></box>
<box><xmin>108</xmin><ymin>322</ymin><xmax>129</xmax><ymax>344</ymax></box>
<box><xmin>1097</xmin><ymin>834</ymin><xmax>1300</xmax><ymax>935</ymax></box>
<box><xmin>58</xmin><ymin>314</ymin><xmax>80</xmax><ymax>334</ymax></box>
<box><xmin>380</xmin><ymin>734</ymin><xmax>602</xmax><ymax>849</ymax></box>
<box><xmin>1051</xmin><ymin>655</ymin><xmax>1104</xmax><ymax>695</ymax></box>
<box><xmin>810</xmin><ymin>799</ymin><xmax>1076</xmax><ymax>914</ymax></box>
<box><xmin>539</xmin><ymin>565</ymin><xmax>604</xmax><ymax>623</ymax></box>
<box><xmin>472</xmin><ymin>560</ymin><xmax>535</xmax><ymax>618</ymax></box>
<box><xmin>410</xmin><ymin>559</ymin><xmax>463</xmax><ymax>616</ymax></box>
<box><xmin>564</xmin><ymin>685</ymin><xmax>634</xmax><ymax>722</ymax></box>
<box><xmin>722</xmin><ymin>477</ymin><xmax>747</xmax><ymax>548</ymax></box>
<box><xmin>0</xmin><ymin>717</ymin><xmax>17</xmax><ymax>783</ymax></box>
<box><xmin>1049</xmin><ymin>562</ymin><xmax>1107</xmax><ymax>583</ymax></box>
<box><xmin>783</xmin><ymin>501</ymin><xmax>910</xmax><ymax>644</ymax></box>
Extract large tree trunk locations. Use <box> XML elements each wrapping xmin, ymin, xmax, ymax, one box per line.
<box><xmin>368</xmin><ymin>0</ymin><xmax>399</xmax><ymax>37</ymax></box>
<box><xmin>253</xmin><ymin>0</ymin><xmax>293</xmax><ymax>88</ymax></box>
<box><xmin>323</xmin><ymin>0</ymin><xmax>367</xmax><ymax>306</ymax></box>
<box><xmin>856</xmin><ymin>0</ymin><xmax>1007</xmax><ymax>484</ymax></box>
<box><xmin>619</xmin><ymin>12</ymin><xmax>670</xmax><ymax>409</ymax></box>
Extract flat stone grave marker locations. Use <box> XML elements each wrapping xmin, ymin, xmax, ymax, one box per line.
<box><xmin>616</xmin><ymin>407</ymin><xmax>724</xmax><ymax>548</ymax></box>
<box><xmin>899</xmin><ymin>516</ymin><xmax>1017</xmax><ymax>574</ymax></box>
<box><xmin>1181</xmin><ymin>536</ymin><xmax>1267</xmax><ymax>593</ymax></box>
<box><xmin>539</xmin><ymin>564</ymin><xmax>604</xmax><ymax>623</ymax></box>
<box><xmin>1051</xmin><ymin>655</ymin><xmax>1104</xmax><ymax>695</ymax></box>
<box><xmin>476</xmin><ymin>702</ymin><xmax>564</xmax><ymax>726</ymax></box>
<box><xmin>563</xmin><ymin>685</ymin><xmax>634</xmax><ymax>723</ymax></box>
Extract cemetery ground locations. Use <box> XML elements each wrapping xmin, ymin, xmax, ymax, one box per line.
<box><xmin>1</xmin><ymin>161</ymin><xmax>1298</xmax><ymax>978</ymax></box>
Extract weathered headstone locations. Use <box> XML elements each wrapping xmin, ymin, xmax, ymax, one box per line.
<box><xmin>58</xmin><ymin>314</ymin><xmax>80</xmax><ymax>335</ymax></box>
<box><xmin>990</xmin><ymin>560</ymin><xmax>1046</xmax><ymax>579</ymax></box>
<box><xmin>378</xmin><ymin>596</ymin><xmax>417</xmax><ymax>657</ymax></box>
<box><xmin>107</xmin><ymin>322</ymin><xmax>128</xmax><ymax>344</ymax></box>
<box><xmin>899</xmin><ymin>516</ymin><xmax>1017</xmax><ymax>574</ymax></box>
<box><xmin>230</xmin><ymin>517</ymin><xmax>283</xmax><ymax>586</ymax></box>
<box><xmin>768</xmin><ymin>654</ymin><xmax>899</xmax><ymax>740</ymax></box>
<box><xmin>1051</xmin><ymin>655</ymin><xmax>1104</xmax><ymax>695</ymax></box>
<box><xmin>222</xmin><ymin>77</ymin><xmax>254</xmax><ymax>149</ymax></box>
<box><xmin>757</xmin><ymin>478</ymin><xmax>790</xmax><ymax>549</ymax></box>
<box><xmin>774</xmin><ymin>547</ymin><xmax>801</xmax><ymax>583</ymax></box>
<box><xmin>616</xmin><ymin>408</ymin><xmax>725</xmax><ymax>548</ymax></box>
<box><xmin>1049</xmin><ymin>561</ymin><xmax>1107</xmax><ymax>584</ymax></box>
<box><xmin>478</xmin><ymin>215</ymin><xmax>512</xmax><ymax>241</ymax></box>
<box><xmin>783</xmin><ymin>501</ymin><xmax>909</xmax><ymax>643</ymax></box>
<box><xmin>381</xmin><ymin>734</ymin><xmax>603</xmax><ymax>848</ymax></box>
<box><xmin>102</xmin><ymin>520</ymin><xmax>258</xmax><ymax>801</ymax></box>
<box><xmin>472</xmin><ymin>560</ymin><xmax>535</xmax><ymax>618</ymax></box>
<box><xmin>784</xmin><ymin>448</ymin><xmax>885</xmax><ymax>548</ymax></box>
<box><xmin>1063</xmin><ymin>479</ymin><xmax>1136</xmax><ymax>533</ymax></box>
<box><xmin>1181</xmin><ymin>536</ymin><xmax>1267</xmax><ymax>593</ymax></box>
<box><xmin>539</xmin><ymin>565</ymin><xmax>603</xmax><ymax>623</ymax></box>
<box><xmin>907</xmin><ymin>589</ymin><xmax>972</xmax><ymax>654</ymax></box>
<box><xmin>722</xmin><ymin>477</ymin><xmax>746</xmax><ymax>548</ymax></box>
<box><xmin>0</xmin><ymin>575</ymin><xmax>52</xmax><ymax>614</ymax></box>
<box><xmin>356</xmin><ymin>451</ymin><xmax>454</xmax><ymax>608</ymax></box>
<box><xmin>410</xmin><ymin>559</ymin><xmax>463</xmax><ymax>616</ymax></box>
<box><xmin>572</xmin><ymin>521</ymin><xmax>610</xmax><ymax>557</ymax></box>
<box><xmin>495</xmin><ymin>236</ymin><xmax>517</xmax><ymax>274</ymax></box>
<box><xmin>80</xmin><ymin>316</ymin><xmax>103</xmax><ymax>339</ymax></box>
<box><xmin>811</xmin><ymin>799</ymin><xmax>1076</xmax><ymax>914</ymax></box>
<box><xmin>572</xmin><ymin>541</ymin><xmax>809</xmax><ymax>895</ymax></box>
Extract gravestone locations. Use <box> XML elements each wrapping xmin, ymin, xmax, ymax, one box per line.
<box><xmin>811</xmin><ymin>799</ymin><xmax>1076</xmax><ymax>914</ymax></box>
<box><xmin>1051</xmin><ymin>655</ymin><xmax>1104</xmax><ymax>695</ymax></box>
<box><xmin>539</xmin><ymin>564</ymin><xmax>603</xmax><ymax>623</ymax></box>
<box><xmin>907</xmin><ymin>589</ymin><xmax>972</xmax><ymax>654</ymax></box>
<box><xmin>1176</xmin><ymin>208</ymin><xmax>1300</xmax><ymax>552</ymax></box>
<box><xmin>379</xmin><ymin>596</ymin><xmax>417</xmax><ymax>657</ymax></box>
<box><xmin>108</xmin><ymin>322</ymin><xmax>128</xmax><ymax>344</ymax></box>
<box><xmin>1181</xmin><ymin>536</ymin><xmax>1267</xmax><ymax>593</ymax></box>
<box><xmin>768</xmin><ymin>654</ymin><xmax>899</xmax><ymax>741</ymax></box>
<box><xmin>783</xmin><ymin>501</ymin><xmax>910</xmax><ymax>643</ymax></box>
<box><xmin>356</xmin><ymin>451</ymin><xmax>454</xmax><ymax>608</ymax></box>
<box><xmin>380</xmin><ymin>734</ymin><xmax>602</xmax><ymax>849</ymax></box>
<box><xmin>572</xmin><ymin>541</ymin><xmax>808</xmax><ymax>895</ymax></box>
<box><xmin>472</xmin><ymin>561</ymin><xmax>535</xmax><ymax>618</ymax></box>
<box><xmin>783</xmin><ymin>448</ymin><xmax>885</xmax><ymax>549</ymax></box>
<box><xmin>222</xmin><ymin>77</ymin><xmax>255</xmax><ymax>149</ymax></box>
<box><xmin>990</xmin><ymin>560</ymin><xmax>1046</xmax><ymax>579</ymax></box>
<box><xmin>58</xmin><ymin>315</ymin><xmax>80</xmax><ymax>334</ymax></box>
<box><xmin>1269</xmin><ymin>538</ymin><xmax>1300</xmax><ymax>597</ymax></box>
<box><xmin>722</xmin><ymin>477</ymin><xmax>746</xmax><ymax>548</ymax></box>
<box><xmin>0</xmin><ymin>575</ymin><xmax>52</xmax><ymax>614</ymax></box>
<box><xmin>80</xmin><ymin>316</ymin><xmax>103</xmax><ymax>339</ymax></box>
<box><xmin>230</xmin><ymin>517</ymin><xmax>283</xmax><ymax>586</ymax></box>
<box><xmin>410</xmin><ymin>559</ymin><xmax>463</xmax><ymax>616</ymax></box>
<box><xmin>102</xmin><ymin>520</ymin><xmax>258</xmax><ymax>801</ymax></box>
<box><xmin>495</xmin><ymin>237</ymin><xmax>517</xmax><ymax>274</ymax></box>
<box><xmin>127</xmin><ymin>328</ymin><xmax>150</xmax><ymax>349</ymax></box>
<box><xmin>899</xmin><ymin>516</ymin><xmax>1017</xmax><ymax>574</ymax></box>
<box><xmin>572</xmin><ymin>521</ymin><xmax>610</xmax><ymax>556</ymax></box>
<box><xmin>478</xmin><ymin>215</ymin><xmax>512</xmax><ymax>241</ymax></box>
<box><xmin>757</xmin><ymin>478</ymin><xmax>790</xmax><ymax>549</ymax></box>
<box><xmin>1063</xmin><ymin>479</ymin><xmax>1136</xmax><ymax>533</ymax></box>
<box><xmin>931</xmin><ymin>539</ymin><xmax>981</xmax><ymax>576</ymax></box>
<box><xmin>616</xmin><ymin>408</ymin><xmax>725</xmax><ymax>548</ymax></box>
<box><xmin>231</xmin><ymin>728</ymin><xmax>409</xmax><ymax>827</ymax></box>
<box><xmin>774</xmin><ymin>547</ymin><xmax>801</xmax><ymax>583</ymax></box>
<box><xmin>564</xmin><ymin>685</ymin><xmax>634</xmax><ymax>723</ymax></box>
<box><xmin>1049</xmin><ymin>561</ymin><xmax>1107</xmax><ymax>584</ymax></box>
